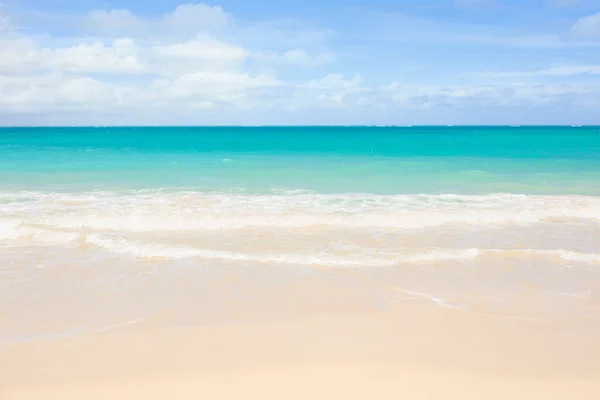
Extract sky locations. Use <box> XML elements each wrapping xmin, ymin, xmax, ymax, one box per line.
<box><xmin>1</xmin><ymin>0</ymin><xmax>600</xmax><ymax>125</ymax></box>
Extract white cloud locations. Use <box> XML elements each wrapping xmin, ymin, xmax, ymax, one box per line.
<box><xmin>0</xmin><ymin>37</ymin><xmax>39</xmax><ymax>73</ymax></box>
<box><xmin>572</xmin><ymin>12</ymin><xmax>600</xmax><ymax>38</ymax></box>
<box><xmin>0</xmin><ymin>37</ymin><xmax>147</xmax><ymax>75</ymax></box>
<box><xmin>290</xmin><ymin>74</ymin><xmax>365</xmax><ymax>108</ymax></box>
<box><xmin>0</xmin><ymin>3</ymin><xmax>282</xmax><ymax>116</ymax></box>
<box><xmin>162</xmin><ymin>3</ymin><xmax>232</xmax><ymax>33</ymax></box>
<box><xmin>82</xmin><ymin>3</ymin><xmax>231</xmax><ymax>38</ymax></box>
<box><xmin>50</xmin><ymin>41</ymin><xmax>147</xmax><ymax>74</ymax></box>
<box><xmin>382</xmin><ymin>82</ymin><xmax>600</xmax><ymax>109</ymax></box>
<box><xmin>0</xmin><ymin>1</ymin><xmax>336</xmax><ymax>119</ymax></box>
<box><xmin>156</xmin><ymin>71</ymin><xmax>281</xmax><ymax>110</ymax></box>
<box><xmin>1</xmin><ymin>68</ymin><xmax>599</xmax><ymax>123</ymax></box>
<box><xmin>1</xmin><ymin>2</ymin><xmax>600</xmax><ymax>124</ymax></box>
<box><xmin>152</xmin><ymin>35</ymin><xmax>248</xmax><ymax>73</ymax></box>
<box><xmin>83</xmin><ymin>9</ymin><xmax>144</xmax><ymax>36</ymax></box>
<box><xmin>155</xmin><ymin>39</ymin><xmax>237</xmax><ymax>59</ymax></box>
<box><xmin>0</xmin><ymin>74</ymin><xmax>122</xmax><ymax>112</ymax></box>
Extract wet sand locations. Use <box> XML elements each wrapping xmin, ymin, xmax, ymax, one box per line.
<box><xmin>3</xmin><ymin>303</ymin><xmax>599</xmax><ymax>400</ymax></box>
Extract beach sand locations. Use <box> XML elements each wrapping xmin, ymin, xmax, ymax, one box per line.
<box><xmin>3</xmin><ymin>303</ymin><xmax>599</xmax><ymax>400</ymax></box>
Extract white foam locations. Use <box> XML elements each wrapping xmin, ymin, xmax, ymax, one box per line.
<box><xmin>3</xmin><ymin>221</ymin><xmax>598</xmax><ymax>267</ymax></box>
<box><xmin>0</xmin><ymin>219</ymin><xmax>25</xmax><ymax>240</ymax></box>
<box><xmin>3</xmin><ymin>190</ymin><xmax>600</xmax><ymax>236</ymax></box>
<box><xmin>33</xmin><ymin>206</ymin><xmax>597</xmax><ymax>232</ymax></box>
<box><xmin>84</xmin><ymin>234</ymin><xmax>482</xmax><ymax>267</ymax></box>
<box><xmin>484</xmin><ymin>249</ymin><xmax>600</xmax><ymax>263</ymax></box>
<box><xmin>557</xmin><ymin>249</ymin><xmax>600</xmax><ymax>263</ymax></box>
<box><xmin>0</xmin><ymin>218</ymin><xmax>80</xmax><ymax>243</ymax></box>
<box><xmin>78</xmin><ymin>236</ymin><xmax>600</xmax><ymax>266</ymax></box>
<box><xmin>404</xmin><ymin>248</ymin><xmax>481</xmax><ymax>262</ymax></box>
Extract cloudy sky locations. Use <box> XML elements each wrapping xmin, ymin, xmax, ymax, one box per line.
<box><xmin>1</xmin><ymin>0</ymin><xmax>600</xmax><ymax>125</ymax></box>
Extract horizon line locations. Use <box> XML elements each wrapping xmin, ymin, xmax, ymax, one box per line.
<box><xmin>1</xmin><ymin>124</ymin><xmax>599</xmax><ymax>129</ymax></box>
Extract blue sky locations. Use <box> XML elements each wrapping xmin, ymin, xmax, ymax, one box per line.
<box><xmin>1</xmin><ymin>0</ymin><xmax>600</xmax><ymax>125</ymax></box>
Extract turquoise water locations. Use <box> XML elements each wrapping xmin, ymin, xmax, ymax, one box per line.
<box><xmin>1</xmin><ymin>126</ymin><xmax>600</xmax><ymax>194</ymax></box>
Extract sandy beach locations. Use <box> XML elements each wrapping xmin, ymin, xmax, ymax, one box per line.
<box><xmin>3</xmin><ymin>187</ymin><xmax>600</xmax><ymax>399</ymax></box>
<box><xmin>3</xmin><ymin>302</ymin><xmax>599</xmax><ymax>400</ymax></box>
<box><xmin>3</xmin><ymin>0</ymin><xmax>600</xmax><ymax>395</ymax></box>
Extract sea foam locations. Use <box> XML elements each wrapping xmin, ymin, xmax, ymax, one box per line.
<box><xmin>2</xmin><ymin>191</ymin><xmax>600</xmax><ymax>233</ymax></box>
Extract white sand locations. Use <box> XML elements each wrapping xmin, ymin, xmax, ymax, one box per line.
<box><xmin>3</xmin><ymin>304</ymin><xmax>599</xmax><ymax>399</ymax></box>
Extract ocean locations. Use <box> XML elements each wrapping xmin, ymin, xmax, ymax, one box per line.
<box><xmin>2</xmin><ymin>126</ymin><xmax>600</xmax><ymax>343</ymax></box>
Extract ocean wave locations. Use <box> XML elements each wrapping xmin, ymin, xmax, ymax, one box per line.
<box><xmin>2</xmin><ymin>191</ymin><xmax>600</xmax><ymax>233</ymax></box>
<box><xmin>76</xmin><ymin>238</ymin><xmax>600</xmax><ymax>265</ymax></box>
<box><xmin>0</xmin><ymin>190</ymin><xmax>563</xmax><ymax>208</ymax></box>
<box><xmin>0</xmin><ymin>220</ymin><xmax>80</xmax><ymax>242</ymax></box>
<box><xmin>35</xmin><ymin>210</ymin><xmax>589</xmax><ymax>231</ymax></box>
<box><xmin>81</xmin><ymin>235</ymin><xmax>486</xmax><ymax>266</ymax></box>
<box><xmin>3</xmin><ymin>225</ymin><xmax>599</xmax><ymax>266</ymax></box>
